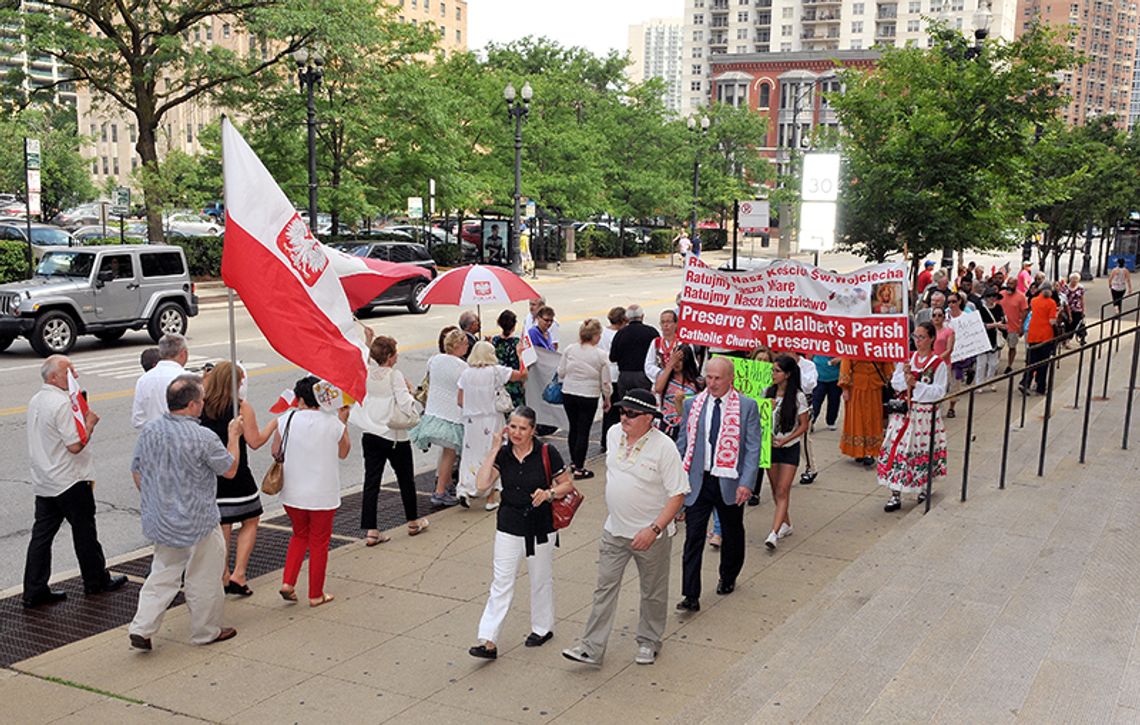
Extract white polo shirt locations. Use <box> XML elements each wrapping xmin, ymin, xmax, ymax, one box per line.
<box><xmin>131</xmin><ymin>359</ymin><xmax>184</xmax><ymax>429</ymax></box>
<box><xmin>604</xmin><ymin>426</ymin><xmax>689</xmax><ymax>538</ymax></box>
<box><xmin>27</xmin><ymin>384</ymin><xmax>92</xmax><ymax>498</ymax></box>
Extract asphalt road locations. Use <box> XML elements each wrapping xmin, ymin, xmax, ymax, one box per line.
<box><xmin>0</xmin><ymin>256</ymin><xmax>688</xmax><ymax>593</ymax></box>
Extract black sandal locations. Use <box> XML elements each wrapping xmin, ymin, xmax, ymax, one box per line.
<box><xmin>225</xmin><ymin>581</ymin><xmax>253</xmax><ymax>597</ymax></box>
<box><xmin>468</xmin><ymin>644</ymin><xmax>497</xmax><ymax>659</ymax></box>
<box><xmin>573</xmin><ymin>468</ymin><xmax>595</xmax><ymax>480</ymax></box>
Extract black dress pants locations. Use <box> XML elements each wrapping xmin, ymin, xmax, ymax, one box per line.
<box><xmin>23</xmin><ymin>480</ymin><xmax>110</xmax><ymax>601</ymax></box>
<box><xmin>361</xmin><ymin>433</ymin><xmax>417</xmax><ymax>527</ymax></box>
<box><xmin>682</xmin><ymin>473</ymin><xmax>746</xmax><ymax>599</ymax></box>
<box><xmin>561</xmin><ymin>393</ymin><xmax>599</xmax><ymax>469</ymax></box>
<box><xmin>1021</xmin><ymin>341</ymin><xmax>1054</xmax><ymax>394</ymax></box>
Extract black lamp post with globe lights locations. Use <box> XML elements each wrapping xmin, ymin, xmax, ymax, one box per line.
<box><xmin>294</xmin><ymin>48</ymin><xmax>323</xmax><ymax>235</ymax></box>
<box><xmin>504</xmin><ymin>81</ymin><xmax>532</xmax><ymax>274</ymax></box>
<box><xmin>687</xmin><ymin>114</ymin><xmax>710</xmax><ymax>245</ymax></box>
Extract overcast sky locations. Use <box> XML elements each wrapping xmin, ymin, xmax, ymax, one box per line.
<box><xmin>467</xmin><ymin>0</ymin><xmax>684</xmax><ymax>57</ymax></box>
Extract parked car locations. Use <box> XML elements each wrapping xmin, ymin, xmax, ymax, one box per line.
<box><xmin>163</xmin><ymin>210</ymin><xmax>222</xmax><ymax>236</ymax></box>
<box><xmin>0</xmin><ymin>222</ymin><xmax>75</xmax><ymax>263</ymax></box>
<box><xmin>297</xmin><ymin>211</ymin><xmax>332</xmax><ymax>235</ymax></box>
<box><xmin>0</xmin><ymin>194</ymin><xmax>25</xmax><ymax>217</ymax></box>
<box><xmin>331</xmin><ymin>237</ymin><xmax>436</xmax><ymax>314</ymax></box>
<box><xmin>0</xmin><ymin>244</ymin><xmax>198</xmax><ymax>355</ymax></box>
<box><xmin>72</xmin><ymin>223</ymin><xmax>148</xmax><ymax>243</ymax></box>
<box><xmin>51</xmin><ymin>203</ymin><xmax>105</xmax><ymax>230</ymax></box>
<box><xmin>202</xmin><ymin>201</ymin><xmax>225</xmax><ymax>221</ymax></box>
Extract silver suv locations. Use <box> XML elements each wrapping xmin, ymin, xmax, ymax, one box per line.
<box><xmin>0</xmin><ymin>244</ymin><xmax>198</xmax><ymax>356</ymax></box>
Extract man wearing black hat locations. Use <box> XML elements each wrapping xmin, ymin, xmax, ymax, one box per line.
<box><xmin>562</xmin><ymin>389</ymin><xmax>689</xmax><ymax>667</ymax></box>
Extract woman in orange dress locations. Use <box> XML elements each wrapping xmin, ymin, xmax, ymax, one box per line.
<box><xmin>838</xmin><ymin>358</ymin><xmax>896</xmax><ymax>466</ymax></box>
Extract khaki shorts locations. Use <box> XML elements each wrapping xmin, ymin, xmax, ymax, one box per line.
<box><xmin>1006</xmin><ymin>332</ymin><xmax>1020</xmax><ymax>348</ymax></box>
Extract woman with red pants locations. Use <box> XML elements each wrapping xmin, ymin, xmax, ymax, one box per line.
<box><xmin>274</xmin><ymin>376</ymin><xmax>350</xmax><ymax>607</ymax></box>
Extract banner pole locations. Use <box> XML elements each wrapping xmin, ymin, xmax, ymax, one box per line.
<box><xmin>228</xmin><ymin>287</ymin><xmax>239</xmax><ymax>418</ymax></box>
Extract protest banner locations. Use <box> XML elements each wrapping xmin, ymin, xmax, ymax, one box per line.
<box><xmin>716</xmin><ymin>356</ymin><xmax>773</xmax><ymax>469</ymax></box>
<box><xmin>948</xmin><ymin>311</ymin><xmax>992</xmax><ymax>362</ymax></box>
<box><xmin>678</xmin><ymin>256</ymin><xmax>909</xmax><ymax>362</ymax></box>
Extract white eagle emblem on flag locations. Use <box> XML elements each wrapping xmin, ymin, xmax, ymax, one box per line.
<box><xmin>276</xmin><ymin>215</ymin><xmax>328</xmax><ymax>286</ymax></box>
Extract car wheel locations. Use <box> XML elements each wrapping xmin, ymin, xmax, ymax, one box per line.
<box><xmin>0</xmin><ymin>333</ymin><xmax>14</xmax><ymax>352</ymax></box>
<box><xmin>148</xmin><ymin>301</ymin><xmax>187</xmax><ymax>342</ymax></box>
<box><xmin>94</xmin><ymin>328</ymin><xmax>126</xmax><ymax>343</ymax></box>
<box><xmin>406</xmin><ymin>281</ymin><xmax>430</xmax><ymax>314</ymax></box>
<box><xmin>30</xmin><ymin>311</ymin><xmax>77</xmax><ymax>356</ymax></box>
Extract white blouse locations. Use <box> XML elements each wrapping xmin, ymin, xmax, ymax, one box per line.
<box><xmin>557</xmin><ymin>343</ymin><xmax>613</xmax><ymax>399</ymax></box>
<box><xmin>457</xmin><ymin>365</ymin><xmax>513</xmax><ymax>417</ymax></box>
<box><xmin>349</xmin><ymin>362</ymin><xmax>416</xmax><ymax>442</ymax></box>
<box><xmin>891</xmin><ymin>353</ymin><xmax>948</xmax><ymax>403</ymax></box>
<box><xmin>424</xmin><ymin>353</ymin><xmax>468</xmax><ymax>423</ymax></box>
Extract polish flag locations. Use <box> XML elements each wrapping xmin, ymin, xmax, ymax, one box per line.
<box><xmin>269</xmin><ymin>388</ymin><xmax>296</xmax><ymax>414</ymax></box>
<box><xmin>66</xmin><ymin>368</ymin><xmax>89</xmax><ymax>445</ymax></box>
<box><xmin>221</xmin><ymin>118</ymin><xmax>368</xmax><ymax>401</ymax></box>
<box><xmin>326</xmin><ymin>244</ymin><xmax>429</xmax><ymax>311</ymax></box>
<box><xmin>519</xmin><ymin>329</ymin><xmax>537</xmax><ymax>369</ymax></box>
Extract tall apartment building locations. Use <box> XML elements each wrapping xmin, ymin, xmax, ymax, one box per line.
<box><xmin>1015</xmin><ymin>0</ymin><xmax>1137</xmax><ymax>127</ymax></box>
<box><xmin>1131</xmin><ymin>46</ymin><xmax>1140</xmax><ymax>129</ymax></box>
<box><xmin>81</xmin><ymin>1</ymin><xmax>468</xmax><ymax>191</ymax></box>
<box><xmin>0</xmin><ymin>1</ymin><xmax>75</xmax><ymax>107</ymax></box>
<box><xmin>681</xmin><ymin>0</ymin><xmax>1019</xmax><ymax>113</ymax></box>
<box><xmin>627</xmin><ymin>18</ymin><xmax>685</xmax><ymax>116</ymax></box>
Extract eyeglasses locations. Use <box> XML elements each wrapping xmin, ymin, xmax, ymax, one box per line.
<box><xmin>932</xmin><ymin>312</ymin><xmax>945</xmax><ymax>317</ymax></box>
<box><xmin>948</xmin><ymin>298</ymin><xmax>960</xmax><ymax>305</ymax></box>
<box><xmin>619</xmin><ymin>409</ymin><xmax>649</xmax><ymax>419</ymax></box>
<box><xmin>540</xmin><ymin>317</ymin><xmax>554</xmax><ymax>323</ymax></box>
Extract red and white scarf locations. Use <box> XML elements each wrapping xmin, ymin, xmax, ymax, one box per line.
<box><xmin>655</xmin><ymin>335</ymin><xmax>677</xmax><ymax>371</ymax></box>
<box><xmin>682</xmin><ymin>389</ymin><xmax>741</xmax><ymax>478</ymax></box>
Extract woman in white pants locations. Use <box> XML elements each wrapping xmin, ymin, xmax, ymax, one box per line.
<box><xmin>975</xmin><ymin>288</ymin><xmax>1007</xmax><ymax>391</ymax></box>
<box><xmin>468</xmin><ymin>406</ymin><xmax>575</xmax><ymax>659</ymax></box>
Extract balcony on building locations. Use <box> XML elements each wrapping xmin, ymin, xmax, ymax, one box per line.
<box><xmin>802</xmin><ymin>9</ymin><xmax>842</xmax><ymax>23</ymax></box>
<box><xmin>876</xmin><ymin>3</ymin><xmax>898</xmax><ymax>19</ymax></box>
<box><xmin>875</xmin><ymin>22</ymin><xmax>897</xmax><ymax>39</ymax></box>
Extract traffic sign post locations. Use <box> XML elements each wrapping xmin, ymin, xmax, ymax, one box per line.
<box><xmin>112</xmin><ymin>187</ymin><xmax>130</xmax><ymax>243</ymax></box>
<box><xmin>407</xmin><ymin>196</ymin><xmax>423</xmax><ymax>219</ymax></box>
<box><xmin>799</xmin><ymin>153</ymin><xmax>841</xmax><ymax>255</ymax></box>
<box><xmin>739</xmin><ymin>199</ymin><xmax>770</xmax><ymax>230</ymax></box>
<box><xmin>23</xmin><ymin>138</ymin><xmax>41</xmax><ymax>277</ymax></box>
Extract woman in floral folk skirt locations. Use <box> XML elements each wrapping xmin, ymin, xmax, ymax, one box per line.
<box><xmin>878</xmin><ymin>321</ymin><xmax>948</xmax><ymax>512</ymax></box>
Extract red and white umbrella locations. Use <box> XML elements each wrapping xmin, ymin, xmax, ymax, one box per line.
<box><xmin>417</xmin><ymin>264</ymin><xmax>539</xmax><ymax>307</ymax></box>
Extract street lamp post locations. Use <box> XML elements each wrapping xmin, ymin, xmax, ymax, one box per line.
<box><xmin>504</xmin><ymin>81</ymin><xmax>532</xmax><ymax>274</ymax></box>
<box><xmin>687</xmin><ymin>115</ymin><xmax>710</xmax><ymax>245</ymax></box>
<box><xmin>938</xmin><ymin>1</ymin><xmax>992</xmax><ymax>271</ymax></box>
<box><xmin>294</xmin><ymin>48</ymin><xmax>323</xmax><ymax>235</ymax></box>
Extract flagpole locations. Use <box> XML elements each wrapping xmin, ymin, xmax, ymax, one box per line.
<box><xmin>228</xmin><ymin>287</ymin><xmax>239</xmax><ymax>418</ymax></box>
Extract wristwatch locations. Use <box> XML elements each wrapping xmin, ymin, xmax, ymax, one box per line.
<box><xmin>649</xmin><ymin>523</ymin><xmax>662</xmax><ymax>535</ymax></box>
<box><xmin>548</xmin><ymin>488</ymin><xmax>557</xmax><ymax>501</ymax></box>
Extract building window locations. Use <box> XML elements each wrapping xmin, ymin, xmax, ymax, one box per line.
<box><xmin>758</xmin><ymin>82</ymin><xmax>771</xmax><ymax>107</ymax></box>
<box><xmin>692</xmin><ymin>47</ymin><xmax>703</xmax><ymax>57</ymax></box>
<box><xmin>693</xmin><ymin>30</ymin><xmax>704</xmax><ymax>41</ymax></box>
<box><xmin>782</xmin><ymin>24</ymin><xmax>792</xmax><ymax>35</ymax></box>
<box><xmin>131</xmin><ymin>157</ymin><xmax>138</xmax><ymax>172</ymax></box>
<box><xmin>425</xmin><ymin>0</ymin><xmax>430</xmax><ymax>9</ymax></box>
<box><xmin>692</xmin><ymin>64</ymin><xmax>703</xmax><ymax>75</ymax></box>
<box><xmin>780</xmin><ymin>42</ymin><xmax>792</xmax><ymax>51</ymax></box>
<box><xmin>223</xmin><ymin>23</ymin><xmax>231</xmax><ymax>37</ymax></box>
<box><xmin>411</xmin><ymin>0</ymin><xmax>416</xmax><ymax>7</ymax></box>
<box><xmin>738</xmin><ymin>11</ymin><xmax>749</xmax><ymax>21</ymax></box>
<box><xmin>111</xmin><ymin>124</ymin><xmax>118</xmax><ymax>143</ymax></box>
<box><xmin>399</xmin><ymin>15</ymin><xmax>404</xmax><ymax>21</ymax></box>
<box><xmin>89</xmin><ymin>123</ymin><xmax>96</xmax><ymax>139</ymax></box>
<box><xmin>853</xmin><ymin>2</ymin><xmax>864</xmax><ymax>13</ymax></box>
<box><xmin>950</xmin><ymin>0</ymin><xmax>963</xmax><ymax>9</ymax></box>
<box><xmin>737</xmin><ymin>28</ymin><xmax>749</xmax><ymax>38</ymax></box>
<box><xmin>102</xmin><ymin>157</ymin><xmax>108</xmax><ymax>174</ymax></box>
<box><xmin>782</xmin><ymin>6</ymin><xmax>793</xmax><ymax>17</ymax></box>
<box><xmin>113</xmin><ymin>157</ymin><xmax>119</xmax><ymax>174</ymax></box>
<box><xmin>694</xmin><ymin>13</ymin><xmax>704</xmax><ymax>24</ymax></box>
<box><xmin>852</xmin><ymin>20</ymin><xmax>863</xmax><ymax>32</ymax></box>
<box><xmin>186</xmin><ymin>125</ymin><xmax>192</xmax><ymax>143</ymax></box>
<box><xmin>455</xmin><ymin>29</ymin><xmax>461</xmax><ymax>43</ymax></box>
<box><xmin>205</xmin><ymin>24</ymin><xmax>213</xmax><ymax>40</ymax></box>
<box><xmin>441</xmin><ymin>2</ymin><xmax>445</xmax><ymax>15</ymax></box>
<box><xmin>440</xmin><ymin>25</ymin><xmax>446</xmax><ymax>37</ymax></box>
<box><xmin>91</xmin><ymin>159</ymin><xmax>98</xmax><ymax>175</ymax></box>
<box><xmin>691</xmin><ymin>80</ymin><xmax>702</xmax><ymax>91</ymax></box>
<box><xmin>736</xmin><ymin>45</ymin><xmax>748</xmax><ymax>52</ymax></box>
<box><xmin>907</xmin><ymin>19</ymin><xmax>920</xmax><ymax>31</ymax></box>
<box><xmin>909</xmin><ymin>0</ymin><xmax>921</xmax><ymax>11</ymax></box>
<box><xmin>411</xmin><ymin>18</ymin><xmax>416</xmax><ymax>25</ymax></box>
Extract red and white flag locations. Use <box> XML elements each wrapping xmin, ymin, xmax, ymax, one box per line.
<box><xmin>221</xmin><ymin>118</ymin><xmax>369</xmax><ymax>401</ymax></box>
<box><xmin>269</xmin><ymin>388</ymin><xmax>296</xmax><ymax>414</ymax></box>
<box><xmin>518</xmin><ymin>329</ymin><xmax>537</xmax><ymax>369</ymax></box>
<box><xmin>326</xmin><ymin>244</ymin><xmax>429</xmax><ymax>311</ymax></box>
<box><xmin>66</xmin><ymin>368</ymin><xmax>89</xmax><ymax>445</ymax></box>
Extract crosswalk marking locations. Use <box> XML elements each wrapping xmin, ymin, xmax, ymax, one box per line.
<box><xmin>78</xmin><ymin>354</ymin><xmax>267</xmax><ymax>380</ymax></box>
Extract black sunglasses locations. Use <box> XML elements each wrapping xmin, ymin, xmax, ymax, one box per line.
<box><xmin>619</xmin><ymin>409</ymin><xmax>649</xmax><ymax>418</ymax></box>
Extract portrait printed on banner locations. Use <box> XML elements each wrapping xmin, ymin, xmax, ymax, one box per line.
<box><xmin>482</xmin><ymin>220</ymin><xmax>508</xmax><ymax>265</ymax></box>
<box><xmin>871</xmin><ymin>281</ymin><xmax>904</xmax><ymax>315</ymax></box>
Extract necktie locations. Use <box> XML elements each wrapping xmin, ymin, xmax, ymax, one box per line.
<box><xmin>709</xmin><ymin>398</ymin><xmax>721</xmax><ymax>449</ymax></box>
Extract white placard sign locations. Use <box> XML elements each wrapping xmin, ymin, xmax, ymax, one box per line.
<box><xmin>407</xmin><ymin>196</ymin><xmax>423</xmax><ymax>219</ymax></box>
<box><xmin>801</xmin><ymin>152</ymin><xmax>840</xmax><ymax>202</ymax></box>
<box><xmin>798</xmin><ymin>200</ymin><xmax>836</xmax><ymax>252</ymax></box>
<box><xmin>948</xmin><ymin>311</ymin><xmax>992</xmax><ymax>362</ymax></box>
<box><xmin>739</xmin><ymin>199</ymin><xmax>770</xmax><ymax>229</ymax></box>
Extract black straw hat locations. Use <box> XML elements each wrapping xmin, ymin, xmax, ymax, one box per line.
<box><xmin>613</xmin><ymin>388</ymin><xmax>663</xmax><ymax>418</ymax></box>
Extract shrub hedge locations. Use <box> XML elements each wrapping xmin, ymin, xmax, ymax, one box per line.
<box><xmin>0</xmin><ymin>240</ymin><xmax>28</xmax><ymax>284</ymax></box>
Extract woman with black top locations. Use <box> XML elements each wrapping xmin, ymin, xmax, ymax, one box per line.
<box><xmin>763</xmin><ymin>355</ymin><xmax>810</xmax><ymax>552</ymax></box>
<box><xmin>468</xmin><ymin>406</ymin><xmax>575</xmax><ymax>660</ymax></box>
<box><xmin>199</xmin><ymin>361</ymin><xmax>277</xmax><ymax>596</ymax></box>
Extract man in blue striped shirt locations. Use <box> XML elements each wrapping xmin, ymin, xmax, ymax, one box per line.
<box><xmin>128</xmin><ymin>374</ymin><xmax>242</xmax><ymax>651</ymax></box>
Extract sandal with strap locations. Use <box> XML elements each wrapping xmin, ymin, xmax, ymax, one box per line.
<box><xmin>279</xmin><ymin>587</ymin><xmax>298</xmax><ymax>602</ymax></box>
<box><xmin>364</xmin><ymin>531</ymin><xmax>391</xmax><ymax>547</ymax></box>
<box><xmin>408</xmin><ymin>518</ymin><xmax>430</xmax><ymax>536</ymax></box>
<box><xmin>309</xmin><ymin>593</ymin><xmax>335</xmax><ymax>608</ymax></box>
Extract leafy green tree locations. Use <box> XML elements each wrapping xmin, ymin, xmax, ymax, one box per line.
<box><xmin>6</xmin><ymin>1</ymin><xmax>349</xmax><ymax>239</ymax></box>
<box><xmin>829</xmin><ymin>23</ymin><xmax>1077</xmax><ymax>281</ymax></box>
<box><xmin>0</xmin><ymin>107</ymin><xmax>96</xmax><ymax>215</ymax></box>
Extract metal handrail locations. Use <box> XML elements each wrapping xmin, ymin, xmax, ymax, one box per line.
<box><xmin>906</xmin><ymin>302</ymin><xmax>1140</xmax><ymax>512</ymax></box>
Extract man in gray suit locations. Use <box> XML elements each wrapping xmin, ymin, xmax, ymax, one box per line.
<box><xmin>675</xmin><ymin>356</ymin><xmax>761</xmax><ymax>611</ymax></box>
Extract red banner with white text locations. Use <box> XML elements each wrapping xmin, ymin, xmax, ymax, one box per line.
<box><xmin>677</xmin><ymin>256</ymin><xmax>909</xmax><ymax>361</ymax></box>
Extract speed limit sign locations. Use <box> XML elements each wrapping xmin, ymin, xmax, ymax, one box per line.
<box><xmin>801</xmin><ymin>153</ymin><xmax>840</xmax><ymax>202</ymax></box>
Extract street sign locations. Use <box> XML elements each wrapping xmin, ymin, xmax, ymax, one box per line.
<box><xmin>111</xmin><ymin>187</ymin><xmax>131</xmax><ymax>216</ymax></box>
<box><xmin>428</xmin><ymin>179</ymin><xmax>436</xmax><ymax>216</ymax></box>
<box><xmin>798</xmin><ymin>201</ymin><xmax>836</xmax><ymax>252</ymax></box>
<box><xmin>801</xmin><ymin>152</ymin><xmax>841</xmax><ymax>202</ymax></box>
<box><xmin>526</xmin><ymin>200</ymin><xmax>536</xmax><ymax>218</ymax></box>
<box><xmin>738</xmin><ymin>199</ymin><xmax>770</xmax><ymax>229</ymax></box>
<box><xmin>24</xmin><ymin>138</ymin><xmax>40</xmax><ymax>170</ymax></box>
<box><xmin>407</xmin><ymin>196</ymin><xmax>423</xmax><ymax>219</ymax></box>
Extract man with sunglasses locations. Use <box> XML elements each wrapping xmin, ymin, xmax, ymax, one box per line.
<box><xmin>562</xmin><ymin>389</ymin><xmax>689</xmax><ymax>667</ymax></box>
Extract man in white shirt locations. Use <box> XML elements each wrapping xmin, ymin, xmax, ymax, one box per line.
<box><xmin>131</xmin><ymin>333</ymin><xmax>188</xmax><ymax>428</ymax></box>
<box><xmin>643</xmin><ymin>309</ymin><xmax>678</xmax><ymax>384</ymax></box>
<box><xmin>23</xmin><ymin>355</ymin><xmax>127</xmax><ymax>607</ymax></box>
<box><xmin>523</xmin><ymin>295</ymin><xmax>560</xmax><ymax>348</ymax></box>
<box><xmin>562</xmin><ymin>389</ymin><xmax>689</xmax><ymax>667</ymax></box>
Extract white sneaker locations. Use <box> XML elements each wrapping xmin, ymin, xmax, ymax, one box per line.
<box><xmin>765</xmin><ymin>531</ymin><xmax>778</xmax><ymax>550</ymax></box>
<box><xmin>484</xmin><ymin>501</ymin><xmax>500</xmax><ymax>511</ymax></box>
<box><xmin>777</xmin><ymin>522</ymin><xmax>793</xmax><ymax>539</ymax></box>
<box><xmin>826</xmin><ymin>424</ymin><xmax>837</xmax><ymax>431</ymax></box>
<box><xmin>635</xmin><ymin>645</ymin><xmax>656</xmax><ymax>665</ymax></box>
